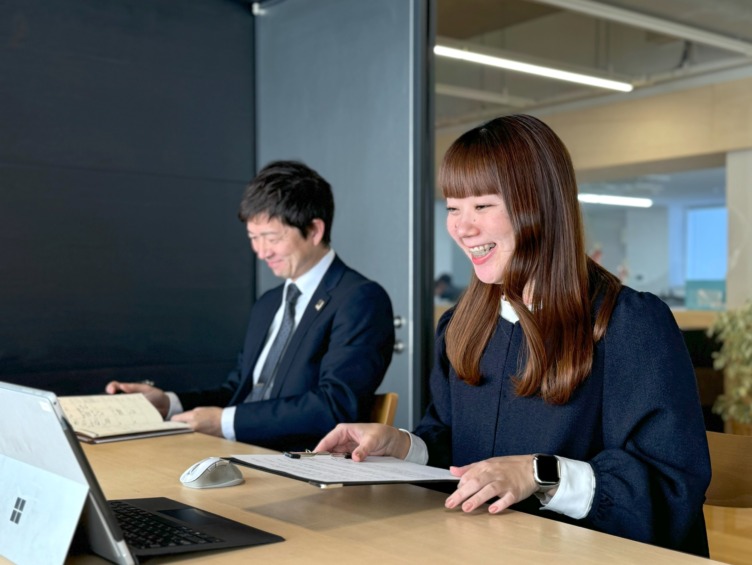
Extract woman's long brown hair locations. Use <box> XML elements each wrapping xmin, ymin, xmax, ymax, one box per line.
<box><xmin>441</xmin><ymin>115</ymin><xmax>621</xmax><ymax>404</ymax></box>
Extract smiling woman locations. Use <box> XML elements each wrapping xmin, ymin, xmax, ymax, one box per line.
<box><xmin>314</xmin><ymin>114</ymin><xmax>712</xmax><ymax>558</ymax></box>
<box><xmin>440</xmin><ymin>114</ymin><xmax>615</xmax><ymax>397</ymax></box>
<box><xmin>445</xmin><ymin>194</ymin><xmax>515</xmax><ymax>286</ymax></box>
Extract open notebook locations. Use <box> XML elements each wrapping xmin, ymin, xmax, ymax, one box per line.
<box><xmin>0</xmin><ymin>381</ymin><xmax>283</xmax><ymax>565</ymax></box>
<box><xmin>59</xmin><ymin>393</ymin><xmax>192</xmax><ymax>443</ymax></box>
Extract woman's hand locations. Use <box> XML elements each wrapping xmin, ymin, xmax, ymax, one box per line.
<box><xmin>314</xmin><ymin>423</ymin><xmax>411</xmax><ymax>461</ymax></box>
<box><xmin>446</xmin><ymin>455</ymin><xmax>541</xmax><ymax>514</ymax></box>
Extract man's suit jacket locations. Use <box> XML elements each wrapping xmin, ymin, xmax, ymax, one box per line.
<box><xmin>179</xmin><ymin>256</ymin><xmax>394</xmax><ymax>451</ymax></box>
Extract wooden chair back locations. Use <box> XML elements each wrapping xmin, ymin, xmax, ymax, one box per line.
<box><xmin>371</xmin><ymin>392</ymin><xmax>398</xmax><ymax>426</ymax></box>
<box><xmin>705</xmin><ymin>430</ymin><xmax>752</xmax><ymax>507</ymax></box>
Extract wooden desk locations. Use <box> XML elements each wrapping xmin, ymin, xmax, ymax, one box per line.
<box><xmin>56</xmin><ymin>433</ymin><xmax>721</xmax><ymax>564</ymax></box>
<box><xmin>671</xmin><ymin>309</ymin><xmax>718</xmax><ymax>331</ymax></box>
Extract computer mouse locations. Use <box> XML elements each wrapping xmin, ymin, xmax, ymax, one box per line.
<box><xmin>179</xmin><ymin>456</ymin><xmax>245</xmax><ymax>489</ymax></box>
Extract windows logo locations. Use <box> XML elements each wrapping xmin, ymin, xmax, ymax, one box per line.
<box><xmin>10</xmin><ymin>497</ymin><xmax>25</xmax><ymax>524</ymax></box>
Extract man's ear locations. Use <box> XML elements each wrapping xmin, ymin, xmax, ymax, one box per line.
<box><xmin>308</xmin><ymin>218</ymin><xmax>326</xmax><ymax>246</ymax></box>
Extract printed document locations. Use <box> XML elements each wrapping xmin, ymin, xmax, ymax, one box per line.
<box><xmin>228</xmin><ymin>454</ymin><xmax>458</xmax><ymax>488</ymax></box>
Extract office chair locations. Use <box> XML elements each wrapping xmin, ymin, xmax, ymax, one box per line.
<box><xmin>371</xmin><ymin>392</ymin><xmax>398</xmax><ymax>426</ymax></box>
<box><xmin>705</xmin><ymin>430</ymin><xmax>752</xmax><ymax>507</ymax></box>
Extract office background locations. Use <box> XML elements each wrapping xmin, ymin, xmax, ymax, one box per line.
<box><xmin>1</xmin><ymin>0</ymin><xmax>751</xmax><ymax>431</ymax></box>
<box><xmin>433</xmin><ymin>0</ymin><xmax>751</xmax><ymax>313</ymax></box>
<box><xmin>0</xmin><ymin>0</ymin><xmax>433</xmax><ymax>430</ymax></box>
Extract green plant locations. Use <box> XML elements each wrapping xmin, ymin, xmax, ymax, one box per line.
<box><xmin>708</xmin><ymin>302</ymin><xmax>752</xmax><ymax>424</ymax></box>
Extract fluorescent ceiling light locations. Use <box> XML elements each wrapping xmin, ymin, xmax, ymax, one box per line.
<box><xmin>434</xmin><ymin>45</ymin><xmax>633</xmax><ymax>92</ymax></box>
<box><xmin>578</xmin><ymin>193</ymin><xmax>653</xmax><ymax>207</ymax></box>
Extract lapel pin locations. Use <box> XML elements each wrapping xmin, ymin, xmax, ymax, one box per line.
<box><xmin>315</xmin><ymin>299</ymin><xmax>326</xmax><ymax>311</ymax></box>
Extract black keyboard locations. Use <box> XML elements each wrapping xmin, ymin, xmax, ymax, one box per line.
<box><xmin>109</xmin><ymin>500</ymin><xmax>225</xmax><ymax>550</ymax></box>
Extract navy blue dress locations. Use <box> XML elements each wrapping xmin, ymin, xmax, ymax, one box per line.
<box><xmin>414</xmin><ymin>287</ymin><xmax>710</xmax><ymax>556</ymax></box>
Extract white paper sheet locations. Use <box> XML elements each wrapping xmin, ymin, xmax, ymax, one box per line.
<box><xmin>229</xmin><ymin>454</ymin><xmax>458</xmax><ymax>487</ymax></box>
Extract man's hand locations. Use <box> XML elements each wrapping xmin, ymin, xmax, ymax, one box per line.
<box><xmin>171</xmin><ymin>407</ymin><xmax>224</xmax><ymax>437</ymax></box>
<box><xmin>105</xmin><ymin>380</ymin><xmax>170</xmax><ymax>419</ymax></box>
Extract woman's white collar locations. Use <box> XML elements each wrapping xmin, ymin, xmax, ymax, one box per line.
<box><xmin>500</xmin><ymin>298</ymin><xmax>520</xmax><ymax>323</ymax></box>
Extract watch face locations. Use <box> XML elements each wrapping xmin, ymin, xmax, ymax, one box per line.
<box><xmin>534</xmin><ymin>455</ymin><xmax>559</xmax><ymax>484</ymax></box>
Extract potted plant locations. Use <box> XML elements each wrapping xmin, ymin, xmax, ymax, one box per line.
<box><xmin>707</xmin><ymin>301</ymin><xmax>752</xmax><ymax>434</ymax></box>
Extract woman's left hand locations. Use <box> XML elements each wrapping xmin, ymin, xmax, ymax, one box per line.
<box><xmin>445</xmin><ymin>455</ymin><xmax>539</xmax><ymax>514</ymax></box>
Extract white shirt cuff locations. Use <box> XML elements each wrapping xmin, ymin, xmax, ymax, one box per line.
<box><xmin>401</xmin><ymin>430</ymin><xmax>429</xmax><ymax>465</ymax></box>
<box><xmin>400</xmin><ymin>435</ymin><xmax>593</xmax><ymax>520</ymax></box>
<box><xmin>539</xmin><ymin>456</ymin><xmax>595</xmax><ymax>520</ymax></box>
<box><xmin>165</xmin><ymin>391</ymin><xmax>183</xmax><ymax>419</ymax></box>
<box><xmin>221</xmin><ymin>406</ymin><xmax>237</xmax><ymax>441</ymax></box>
<box><xmin>167</xmin><ymin>391</ymin><xmax>235</xmax><ymax>440</ymax></box>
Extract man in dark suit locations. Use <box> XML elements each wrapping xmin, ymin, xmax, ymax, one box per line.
<box><xmin>106</xmin><ymin>161</ymin><xmax>394</xmax><ymax>451</ymax></box>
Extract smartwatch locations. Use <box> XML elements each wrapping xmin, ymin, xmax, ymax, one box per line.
<box><xmin>533</xmin><ymin>454</ymin><xmax>560</xmax><ymax>493</ymax></box>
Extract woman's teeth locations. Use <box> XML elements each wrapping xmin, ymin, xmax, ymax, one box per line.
<box><xmin>469</xmin><ymin>244</ymin><xmax>495</xmax><ymax>257</ymax></box>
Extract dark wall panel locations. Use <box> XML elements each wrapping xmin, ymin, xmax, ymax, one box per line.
<box><xmin>0</xmin><ymin>0</ymin><xmax>254</xmax><ymax>177</ymax></box>
<box><xmin>0</xmin><ymin>0</ymin><xmax>255</xmax><ymax>395</ymax></box>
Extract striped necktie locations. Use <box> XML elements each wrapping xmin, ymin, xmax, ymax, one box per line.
<box><xmin>249</xmin><ymin>283</ymin><xmax>301</xmax><ymax>402</ymax></box>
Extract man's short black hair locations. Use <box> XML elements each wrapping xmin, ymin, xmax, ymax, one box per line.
<box><xmin>238</xmin><ymin>160</ymin><xmax>335</xmax><ymax>245</ymax></box>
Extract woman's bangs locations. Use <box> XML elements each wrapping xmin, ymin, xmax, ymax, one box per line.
<box><xmin>439</xmin><ymin>144</ymin><xmax>499</xmax><ymax>199</ymax></box>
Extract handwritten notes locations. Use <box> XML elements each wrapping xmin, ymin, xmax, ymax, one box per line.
<box><xmin>59</xmin><ymin>393</ymin><xmax>191</xmax><ymax>443</ymax></box>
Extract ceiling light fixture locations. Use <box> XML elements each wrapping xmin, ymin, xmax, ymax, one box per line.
<box><xmin>578</xmin><ymin>194</ymin><xmax>653</xmax><ymax>208</ymax></box>
<box><xmin>434</xmin><ymin>45</ymin><xmax>634</xmax><ymax>92</ymax></box>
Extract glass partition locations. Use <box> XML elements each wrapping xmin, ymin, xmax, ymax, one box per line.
<box><xmin>433</xmin><ymin>166</ymin><xmax>727</xmax><ymax>312</ymax></box>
